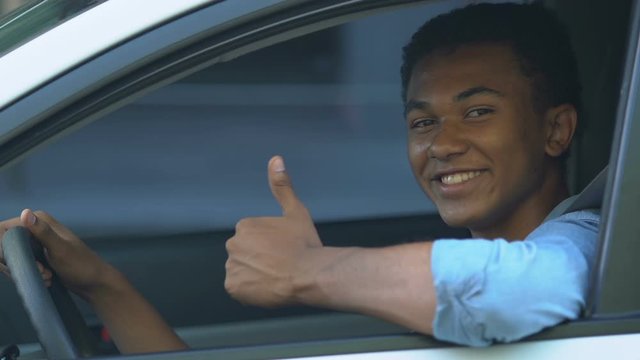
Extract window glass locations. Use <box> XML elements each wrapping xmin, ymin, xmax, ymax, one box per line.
<box><xmin>0</xmin><ymin>3</ymin><xmax>466</xmax><ymax>239</ymax></box>
<box><xmin>0</xmin><ymin>1</ymin><xmax>470</xmax><ymax>346</ymax></box>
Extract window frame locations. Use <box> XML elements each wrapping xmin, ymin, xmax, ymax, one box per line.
<box><xmin>587</xmin><ymin>0</ymin><xmax>640</xmax><ymax>317</ymax></box>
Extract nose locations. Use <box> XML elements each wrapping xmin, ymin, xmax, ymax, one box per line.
<box><xmin>428</xmin><ymin>121</ymin><xmax>469</xmax><ymax>160</ymax></box>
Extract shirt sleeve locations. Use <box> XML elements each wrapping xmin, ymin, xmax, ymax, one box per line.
<box><xmin>431</xmin><ymin>210</ymin><xmax>600</xmax><ymax>347</ymax></box>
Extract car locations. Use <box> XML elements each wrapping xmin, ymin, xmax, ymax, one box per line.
<box><xmin>0</xmin><ymin>0</ymin><xmax>638</xmax><ymax>359</ymax></box>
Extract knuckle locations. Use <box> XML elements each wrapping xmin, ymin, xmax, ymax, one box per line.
<box><xmin>236</xmin><ymin>217</ymin><xmax>261</xmax><ymax>233</ymax></box>
<box><xmin>273</xmin><ymin>177</ymin><xmax>291</xmax><ymax>188</ymax></box>
<box><xmin>235</xmin><ymin>218</ymin><xmax>248</xmax><ymax>232</ymax></box>
<box><xmin>225</xmin><ymin>237</ymin><xmax>237</xmax><ymax>253</ymax></box>
<box><xmin>224</xmin><ymin>277</ymin><xmax>234</xmax><ymax>294</ymax></box>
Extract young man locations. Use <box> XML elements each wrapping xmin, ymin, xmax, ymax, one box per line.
<box><xmin>0</xmin><ymin>2</ymin><xmax>600</xmax><ymax>352</ymax></box>
<box><xmin>224</xmin><ymin>3</ymin><xmax>599</xmax><ymax>346</ymax></box>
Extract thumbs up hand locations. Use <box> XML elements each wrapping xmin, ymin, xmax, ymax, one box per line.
<box><xmin>225</xmin><ymin>156</ymin><xmax>323</xmax><ymax>307</ymax></box>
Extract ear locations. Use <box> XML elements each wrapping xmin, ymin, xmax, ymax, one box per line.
<box><xmin>544</xmin><ymin>104</ymin><xmax>577</xmax><ymax>158</ymax></box>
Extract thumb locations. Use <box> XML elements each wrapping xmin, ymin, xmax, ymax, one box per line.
<box><xmin>268</xmin><ymin>156</ymin><xmax>308</xmax><ymax>218</ymax></box>
<box><xmin>20</xmin><ymin>209</ymin><xmax>61</xmax><ymax>251</ymax></box>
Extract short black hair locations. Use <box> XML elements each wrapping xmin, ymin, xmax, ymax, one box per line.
<box><xmin>401</xmin><ymin>3</ymin><xmax>581</xmax><ymax>117</ymax></box>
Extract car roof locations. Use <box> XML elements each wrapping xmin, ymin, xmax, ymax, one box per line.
<box><xmin>0</xmin><ymin>0</ymin><xmax>212</xmax><ymax>110</ymax></box>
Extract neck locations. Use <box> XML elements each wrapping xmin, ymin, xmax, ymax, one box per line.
<box><xmin>470</xmin><ymin>165</ymin><xmax>569</xmax><ymax>241</ymax></box>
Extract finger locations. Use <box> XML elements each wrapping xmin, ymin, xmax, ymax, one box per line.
<box><xmin>20</xmin><ymin>209</ymin><xmax>62</xmax><ymax>251</ymax></box>
<box><xmin>36</xmin><ymin>261</ymin><xmax>53</xmax><ymax>281</ymax></box>
<box><xmin>42</xmin><ymin>269</ymin><xmax>53</xmax><ymax>282</ymax></box>
<box><xmin>0</xmin><ymin>263</ymin><xmax>10</xmax><ymax>278</ymax></box>
<box><xmin>0</xmin><ymin>217</ymin><xmax>22</xmax><ymax>260</ymax></box>
<box><xmin>33</xmin><ymin>210</ymin><xmax>77</xmax><ymax>240</ymax></box>
<box><xmin>0</xmin><ymin>218</ymin><xmax>22</xmax><ymax>235</ymax></box>
<box><xmin>267</xmin><ymin>156</ymin><xmax>308</xmax><ymax>219</ymax></box>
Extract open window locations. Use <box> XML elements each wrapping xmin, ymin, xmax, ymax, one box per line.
<box><xmin>0</xmin><ymin>0</ymin><xmax>638</xmax><ymax>358</ymax></box>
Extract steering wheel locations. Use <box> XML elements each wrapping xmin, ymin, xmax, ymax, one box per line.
<box><xmin>2</xmin><ymin>227</ymin><xmax>99</xmax><ymax>359</ymax></box>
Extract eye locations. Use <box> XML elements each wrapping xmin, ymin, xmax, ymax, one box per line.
<box><xmin>466</xmin><ymin>108</ymin><xmax>494</xmax><ymax>118</ymax></box>
<box><xmin>410</xmin><ymin>118</ymin><xmax>438</xmax><ymax>129</ymax></box>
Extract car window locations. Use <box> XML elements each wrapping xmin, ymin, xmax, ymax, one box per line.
<box><xmin>0</xmin><ymin>1</ymin><xmax>472</xmax><ymax>347</ymax></box>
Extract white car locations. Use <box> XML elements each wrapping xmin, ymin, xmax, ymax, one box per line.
<box><xmin>0</xmin><ymin>0</ymin><xmax>638</xmax><ymax>359</ymax></box>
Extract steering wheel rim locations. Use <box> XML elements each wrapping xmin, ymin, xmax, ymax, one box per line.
<box><xmin>2</xmin><ymin>227</ymin><xmax>99</xmax><ymax>359</ymax></box>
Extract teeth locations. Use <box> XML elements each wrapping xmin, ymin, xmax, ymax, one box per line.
<box><xmin>441</xmin><ymin>171</ymin><xmax>482</xmax><ymax>185</ymax></box>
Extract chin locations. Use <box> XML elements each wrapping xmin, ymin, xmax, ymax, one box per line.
<box><xmin>438</xmin><ymin>210</ymin><xmax>474</xmax><ymax>229</ymax></box>
<box><xmin>437</xmin><ymin>205</ymin><xmax>486</xmax><ymax>230</ymax></box>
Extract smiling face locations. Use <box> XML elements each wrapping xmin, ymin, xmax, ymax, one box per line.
<box><xmin>405</xmin><ymin>43</ymin><xmax>573</xmax><ymax>239</ymax></box>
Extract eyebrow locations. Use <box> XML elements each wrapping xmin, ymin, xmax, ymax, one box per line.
<box><xmin>454</xmin><ymin>86</ymin><xmax>504</xmax><ymax>102</ymax></box>
<box><xmin>404</xmin><ymin>86</ymin><xmax>504</xmax><ymax>115</ymax></box>
<box><xmin>404</xmin><ymin>99</ymin><xmax>429</xmax><ymax>115</ymax></box>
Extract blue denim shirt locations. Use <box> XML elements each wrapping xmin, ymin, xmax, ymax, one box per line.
<box><xmin>432</xmin><ymin>209</ymin><xmax>600</xmax><ymax>346</ymax></box>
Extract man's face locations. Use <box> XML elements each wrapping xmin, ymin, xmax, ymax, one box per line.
<box><xmin>405</xmin><ymin>43</ymin><xmax>551</xmax><ymax>235</ymax></box>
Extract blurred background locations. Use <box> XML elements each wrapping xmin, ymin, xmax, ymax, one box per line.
<box><xmin>0</xmin><ymin>1</ymin><xmax>463</xmax><ymax>237</ymax></box>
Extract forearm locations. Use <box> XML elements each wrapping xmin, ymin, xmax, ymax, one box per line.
<box><xmin>293</xmin><ymin>241</ymin><xmax>436</xmax><ymax>334</ymax></box>
<box><xmin>86</xmin><ymin>268</ymin><xmax>187</xmax><ymax>354</ymax></box>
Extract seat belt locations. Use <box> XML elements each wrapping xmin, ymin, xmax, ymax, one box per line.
<box><xmin>544</xmin><ymin>166</ymin><xmax>608</xmax><ymax>221</ymax></box>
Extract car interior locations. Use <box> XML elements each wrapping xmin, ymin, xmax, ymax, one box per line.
<box><xmin>0</xmin><ymin>0</ymin><xmax>633</xmax><ymax>357</ymax></box>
